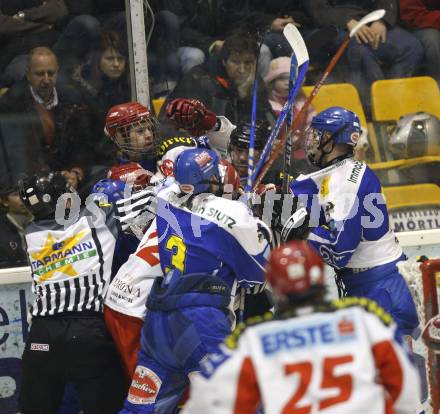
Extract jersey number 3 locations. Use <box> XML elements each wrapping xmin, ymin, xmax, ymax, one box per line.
<box><xmin>165</xmin><ymin>235</ymin><xmax>187</xmax><ymax>273</ymax></box>
<box><xmin>283</xmin><ymin>355</ymin><xmax>353</xmax><ymax>413</ymax></box>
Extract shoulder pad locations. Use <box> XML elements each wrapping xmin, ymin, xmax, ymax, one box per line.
<box><xmin>224</xmin><ymin>312</ymin><xmax>273</xmax><ymax>350</ymax></box>
<box><xmin>331</xmin><ymin>297</ymin><xmax>393</xmax><ymax>326</ymax></box>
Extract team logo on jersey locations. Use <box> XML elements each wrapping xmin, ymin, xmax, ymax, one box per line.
<box><xmin>261</xmin><ymin>317</ymin><xmax>357</xmax><ymax>355</ymax></box>
<box><xmin>159</xmin><ymin>159</ymin><xmax>175</xmax><ymax>177</ymax></box>
<box><xmin>194</xmin><ymin>151</ymin><xmax>212</xmax><ymax>168</ymax></box>
<box><xmin>127</xmin><ymin>365</ymin><xmax>162</xmax><ymax>404</ymax></box>
<box><xmin>30</xmin><ymin>231</ymin><xmax>96</xmax><ymax>282</ymax></box>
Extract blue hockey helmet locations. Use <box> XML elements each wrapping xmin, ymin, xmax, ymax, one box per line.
<box><xmin>306</xmin><ymin>106</ymin><xmax>361</xmax><ymax>167</ymax></box>
<box><xmin>174</xmin><ymin>148</ymin><xmax>220</xmax><ymax>194</ymax></box>
<box><xmin>91</xmin><ymin>178</ymin><xmax>126</xmax><ymax>203</ymax></box>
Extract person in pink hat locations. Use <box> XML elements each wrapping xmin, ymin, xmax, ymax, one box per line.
<box><xmin>264</xmin><ymin>56</ymin><xmax>316</xmax><ymax>160</ymax></box>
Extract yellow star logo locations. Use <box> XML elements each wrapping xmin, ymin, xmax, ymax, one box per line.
<box><xmin>31</xmin><ymin>230</ymin><xmax>87</xmax><ymax>283</ymax></box>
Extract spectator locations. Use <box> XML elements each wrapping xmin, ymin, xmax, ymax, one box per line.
<box><xmin>175</xmin><ymin>1</ymin><xmax>311</xmax><ymax>79</ymax></box>
<box><xmin>224</xmin><ymin>0</ymin><xmax>314</xmax><ymax>64</ymax></box>
<box><xmin>264</xmin><ymin>56</ymin><xmax>316</xmax><ymax>121</ymax></box>
<box><xmin>264</xmin><ymin>56</ymin><xmax>316</xmax><ymax>163</ymax></box>
<box><xmin>162</xmin><ymin>32</ymin><xmax>274</xmax><ymax>134</ymax></box>
<box><xmin>400</xmin><ymin>0</ymin><xmax>440</xmax><ymax>84</ymax></box>
<box><xmin>303</xmin><ymin>0</ymin><xmax>423</xmax><ymax>117</ymax></box>
<box><xmin>170</xmin><ymin>1</ymin><xmax>271</xmax><ymax>78</ymax></box>
<box><xmin>71</xmin><ymin>31</ymin><xmax>130</xmax><ymax>165</ymax></box>
<box><xmin>0</xmin><ymin>47</ymin><xmax>97</xmax><ymax>190</ymax></box>
<box><xmin>0</xmin><ymin>176</ymin><xmax>32</xmax><ymax>268</ymax></box>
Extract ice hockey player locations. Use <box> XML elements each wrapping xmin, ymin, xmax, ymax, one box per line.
<box><xmin>181</xmin><ymin>240</ymin><xmax>421</xmax><ymax>414</ymax></box>
<box><xmin>277</xmin><ymin>106</ymin><xmax>419</xmax><ymax>337</ymax></box>
<box><xmin>119</xmin><ymin>148</ymin><xmax>271</xmax><ymax>414</ymax></box>
<box><xmin>103</xmin><ymin>100</ymin><xmax>240</xmax><ymax>222</ymax></box>
<box><xmin>103</xmin><ymin>144</ymin><xmax>240</xmax><ymax>383</ymax></box>
<box><xmin>102</xmin><ymin>102</ymin><xmax>241</xmax><ymax>383</ymax></box>
<box><xmin>17</xmin><ymin>172</ymin><xmax>126</xmax><ymax>414</ymax></box>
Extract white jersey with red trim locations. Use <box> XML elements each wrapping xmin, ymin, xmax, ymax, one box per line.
<box><xmin>104</xmin><ymin>184</ymin><xmax>179</xmax><ymax>318</ymax></box>
<box><xmin>104</xmin><ymin>221</ymin><xmax>161</xmax><ymax>318</ymax></box>
<box><xmin>182</xmin><ymin>298</ymin><xmax>420</xmax><ymax>414</ymax></box>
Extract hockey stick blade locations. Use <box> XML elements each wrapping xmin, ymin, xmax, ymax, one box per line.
<box><xmin>349</xmin><ymin>9</ymin><xmax>386</xmax><ymax>37</ymax></box>
<box><xmin>283</xmin><ymin>24</ymin><xmax>309</xmax><ymax>65</ymax></box>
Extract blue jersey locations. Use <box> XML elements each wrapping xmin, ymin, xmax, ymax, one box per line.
<box><xmin>155</xmin><ymin>185</ymin><xmax>271</xmax><ymax>293</ymax></box>
<box><xmin>290</xmin><ymin>158</ymin><xmax>402</xmax><ymax>271</ymax></box>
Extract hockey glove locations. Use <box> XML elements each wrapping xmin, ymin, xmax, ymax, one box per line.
<box><xmin>108</xmin><ymin>162</ymin><xmax>153</xmax><ymax>190</ymax></box>
<box><xmin>271</xmin><ymin>194</ymin><xmax>310</xmax><ymax>242</ymax></box>
<box><xmin>279</xmin><ymin>207</ymin><xmax>310</xmax><ymax>242</ymax></box>
<box><xmin>165</xmin><ymin>98</ymin><xmax>217</xmax><ymax>135</ymax></box>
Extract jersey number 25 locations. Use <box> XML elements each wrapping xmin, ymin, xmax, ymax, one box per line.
<box><xmin>283</xmin><ymin>355</ymin><xmax>353</xmax><ymax>413</ymax></box>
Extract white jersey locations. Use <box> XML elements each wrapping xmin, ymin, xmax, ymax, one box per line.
<box><xmin>182</xmin><ymin>298</ymin><xmax>420</xmax><ymax>414</ymax></box>
<box><xmin>290</xmin><ymin>158</ymin><xmax>402</xmax><ymax>270</ymax></box>
<box><xmin>104</xmin><ymin>184</ymin><xmax>178</xmax><ymax>318</ymax></box>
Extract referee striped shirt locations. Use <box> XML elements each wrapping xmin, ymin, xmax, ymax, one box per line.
<box><xmin>25</xmin><ymin>204</ymin><xmax>118</xmax><ymax>317</ymax></box>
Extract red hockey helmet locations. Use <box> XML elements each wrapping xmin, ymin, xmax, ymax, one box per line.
<box><xmin>104</xmin><ymin>102</ymin><xmax>160</xmax><ymax>160</ymax></box>
<box><xmin>108</xmin><ymin>162</ymin><xmax>153</xmax><ymax>191</ymax></box>
<box><xmin>265</xmin><ymin>241</ymin><xmax>324</xmax><ymax>299</ymax></box>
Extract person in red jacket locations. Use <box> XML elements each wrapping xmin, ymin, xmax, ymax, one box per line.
<box><xmin>400</xmin><ymin>0</ymin><xmax>440</xmax><ymax>84</ymax></box>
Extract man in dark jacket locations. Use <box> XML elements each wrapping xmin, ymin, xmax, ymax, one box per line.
<box><xmin>303</xmin><ymin>0</ymin><xmax>423</xmax><ymax>116</ymax></box>
<box><xmin>0</xmin><ymin>47</ymin><xmax>98</xmax><ymax>192</ymax></box>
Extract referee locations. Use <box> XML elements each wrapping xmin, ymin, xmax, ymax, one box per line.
<box><xmin>18</xmin><ymin>172</ymin><xmax>125</xmax><ymax>414</ymax></box>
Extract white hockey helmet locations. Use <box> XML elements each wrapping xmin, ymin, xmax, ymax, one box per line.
<box><xmin>389</xmin><ymin>112</ymin><xmax>440</xmax><ymax>159</ymax></box>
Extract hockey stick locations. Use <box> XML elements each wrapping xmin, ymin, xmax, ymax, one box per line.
<box><xmin>252</xmin><ymin>9</ymin><xmax>386</xmax><ymax>191</ymax></box>
<box><xmin>282</xmin><ymin>24</ymin><xmax>301</xmax><ymax>193</ymax></box>
<box><xmin>247</xmin><ymin>24</ymin><xmax>309</xmax><ymax>192</ymax></box>
<box><xmin>244</xmin><ymin>76</ymin><xmax>259</xmax><ymax>192</ymax></box>
<box><xmin>244</xmin><ymin>32</ymin><xmax>271</xmax><ymax>194</ymax></box>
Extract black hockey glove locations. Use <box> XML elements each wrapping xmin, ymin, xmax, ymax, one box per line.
<box><xmin>279</xmin><ymin>207</ymin><xmax>310</xmax><ymax>242</ymax></box>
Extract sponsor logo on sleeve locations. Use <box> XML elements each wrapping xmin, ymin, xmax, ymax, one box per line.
<box><xmin>127</xmin><ymin>365</ymin><xmax>162</xmax><ymax>404</ymax></box>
